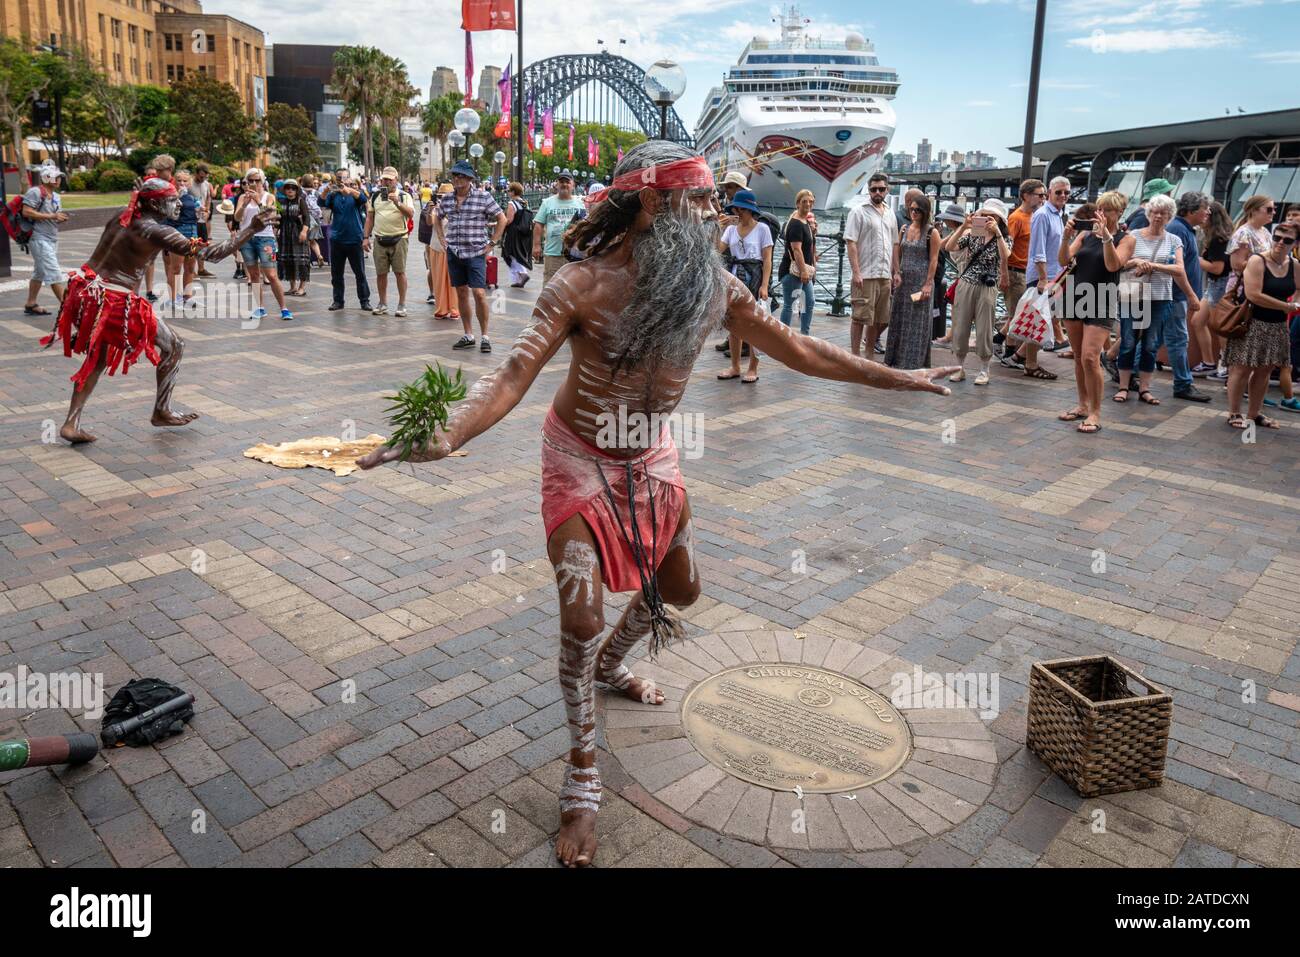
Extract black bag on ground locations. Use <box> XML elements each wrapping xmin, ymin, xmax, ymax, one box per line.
<box><xmin>101</xmin><ymin>678</ymin><xmax>194</xmax><ymax>746</ymax></box>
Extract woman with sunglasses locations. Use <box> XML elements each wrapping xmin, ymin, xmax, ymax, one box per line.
<box><xmin>885</xmin><ymin>195</ymin><xmax>940</xmax><ymax>370</ymax></box>
<box><xmin>1226</xmin><ymin>221</ymin><xmax>1299</xmax><ymax>431</ymax></box>
<box><xmin>234</xmin><ymin>168</ymin><xmax>293</xmax><ymax>321</ymax></box>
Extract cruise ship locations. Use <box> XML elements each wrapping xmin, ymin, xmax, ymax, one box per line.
<box><xmin>695</xmin><ymin>7</ymin><xmax>900</xmax><ymax>210</ymax></box>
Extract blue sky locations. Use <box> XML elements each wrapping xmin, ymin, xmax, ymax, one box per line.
<box><xmin>230</xmin><ymin>0</ymin><xmax>1299</xmax><ymax>163</ymax></box>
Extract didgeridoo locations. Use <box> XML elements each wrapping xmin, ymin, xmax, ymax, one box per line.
<box><xmin>0</xmin><ymin>733</ymin><xmax>98</xmax><ymax>772</ymax></box>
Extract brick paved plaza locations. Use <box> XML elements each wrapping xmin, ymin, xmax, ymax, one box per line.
<box><xmin>1</xmin><ymin>228</ymin><xmax>1298</xmax><ymax>868</ymax></box>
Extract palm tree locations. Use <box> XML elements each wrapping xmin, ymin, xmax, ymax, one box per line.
<box><xmin>421</xmin><ymin>92</ymin><xmax>460</xmax><ymax>177</ymax></box>
<box><xmin>373</xmin><ymin>55</ymin><xmax>415</xmax><ymax>173</ymax></box>
<box><xmin>332</xmin><ymin>45</ymin><xmax>384</xmax><ymax>176</ymax></box>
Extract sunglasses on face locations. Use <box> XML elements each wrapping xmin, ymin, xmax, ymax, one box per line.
<box><xmin>1275</xmin><ymin>235</ymin><xmax>1297</xmax><ymax>245</ymax></box>
<box><xmin>1262</xmin><ymin>207</ymin><xmax>1276</xmax><ymax>214</ymax></box>
<box><xmin>909</xmin><ymin>206</ymin><xmax>924</xmax><ymax>213</ymax></box>
<box><xmin>1052</xmin><ymin>189</ymin><xmax>1069</xmax><ymax>196</ymax></box>
<box><xmin>869</xmin><ymin>186</ymin><xmax>888</xmax><ymax>193</ymax></box>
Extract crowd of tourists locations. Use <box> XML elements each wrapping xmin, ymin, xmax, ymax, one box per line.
<box><xmin>17</xmin><ymin>156</ymin><xmax>1299</xmax><ymax>437</ymax></box>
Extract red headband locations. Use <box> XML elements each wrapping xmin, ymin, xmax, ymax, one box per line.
<box><xmin>119</xmin><ymin>183</ymin><xmax>179</xmax><ymax>228</ymax></box>
<box><xmin>609</xmin><ymin>156</ymin><xmax>714</xmax><ymax>193</ymax></box>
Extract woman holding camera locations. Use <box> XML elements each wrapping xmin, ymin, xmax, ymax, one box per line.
<box><xmin>1057</xmin><ymin>193</ymin><xmax>1127</xmax><ymax>433</ymax></box>
<box><xmin>942</xmin><ymin>199</ymin><xmax>1010</xmax><ymax>384</ymax></box>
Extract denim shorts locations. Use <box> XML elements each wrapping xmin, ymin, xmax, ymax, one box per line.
<box><xmin>240</xmin><ymin>236</ymin><xmax>278</xmax><ymax>267</ymax></box>
<box><xmin>446</xmin><ymin>250</ymin><xmax>487</xmax><ymax>289</ymax></box>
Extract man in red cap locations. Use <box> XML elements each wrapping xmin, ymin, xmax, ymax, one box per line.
<box><xmin>42</xmin><ymin>177</ymin><xmax>276</xmax><ymax>444</ymax></box>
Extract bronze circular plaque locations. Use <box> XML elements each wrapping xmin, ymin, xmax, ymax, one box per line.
<box><xmin>681</xmin><ymin>662</ymin><xmax>913</xmax><ymax>793</ymax></box>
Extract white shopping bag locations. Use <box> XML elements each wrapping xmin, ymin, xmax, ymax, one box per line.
<box><xmin>1006</xmin><ymin>286</ymin><xmax>1055</xmax><ymax>350</ymax></box>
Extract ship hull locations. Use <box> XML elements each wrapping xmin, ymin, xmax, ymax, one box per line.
<box><xmin>702</xmin><ymin>103</ymin><xmax>895</xmax><ymax>210</ymax></box>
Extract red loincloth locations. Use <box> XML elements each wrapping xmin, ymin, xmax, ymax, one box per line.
<box><xmin>41</xmin><ymin>265</ymin><xmax>161</xmax><ymax>390</ymax></box>
<box><xmin>541</xmin><ymin>407</ymin><xmax>684</xmax><ymax>594</ymax></box>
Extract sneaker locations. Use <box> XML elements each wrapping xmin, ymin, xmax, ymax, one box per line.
<box><xmin>145</xmin><ymin>291</ymin><xmax>159</xmax><ymax>303</ymax></box>
<box><xmin>480</xmin><ymin>337</ymin><xmax>492</xmax><ymax>353</ymax></box>
<box><xmin>453</xmin><ymin>334</ymin><xmax>476</xmax><ymax>349</ymax></box>
<box><xmin>999</xmin><ymin>352</ymin><xmax>1025</xmax><ymax>370</ymax></box>
<box><xmin>328</xmin><ymin>302</ymin><xmax>345</xmax><ymax>311</ymax></box>
<box><xmin>395</xmin><ymin>305</ymin><xmax>407</xmax><ymax>317</ymax></box>
<box><xmin>1262</xmin><ymin>396</ymin><xmax>1279</xmax><ymax>408</ymax></box>
<box><xmin>1173</xmin><ymin>385</ymin><xmax>1211</xmax><ymax>403</ymax></box>
<box><xmin>1208</xmin><ymin>367</ymin><xmax>1228</xmax><ymax>381</ymax></box>
<box><xmin>992</xmin><ymin>331</ymin><xmax>1006</xmax><ymax>346</ymax></box>
<box><xmin>1280</xmin><ymin>397</ymin><xmax>1300</xmax><ymax>413</ymax></box>
<box><xmin>372</xmin><ymin>304</ymin><xmax>388</xmax><ymax>316</ymax></box>
<box><xmin>1190</xmin><ymin>361</ymin><xmax>1217</xmax><ymax>377</ymax></box>
<box><xmin>280</xmin><ymin>309</ymin><xmax>294</xmax><ymax>321</ymax></box>
<box><xmin>360</xmin><ymin>302</ymin><xmax>372</xmax><ymax>311</ymax></box>
<box><xmin>974</xmin><ymin>371</ymin><xmax>989</xmax><ymax>386</ymax></box>
<box><xmin>249</xmin><ymin>307</ymin><xmax>267</xmax><ymax>321</ymax></box>
<box><xmin>426</xmin><ymin>294</ymin><xmax>436</xmax><ymax>304</ymax></box>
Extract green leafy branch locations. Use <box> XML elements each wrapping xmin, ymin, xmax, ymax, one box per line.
<box><xmin>383</xmin><ymin>363</ymin><xmax>467</xmax><ymax>462</ymax></box>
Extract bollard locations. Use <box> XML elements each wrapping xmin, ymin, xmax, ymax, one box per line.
<box><xmin>830</xmin><ymin>216</ymin><xmax>848</xmax><ymax>317</ymax></box>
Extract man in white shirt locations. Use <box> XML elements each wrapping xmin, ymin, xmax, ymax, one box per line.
<box><xmin>844</xmin><ymin>172</ymin><xmax>900</xmax><ymax>356</ymax></box>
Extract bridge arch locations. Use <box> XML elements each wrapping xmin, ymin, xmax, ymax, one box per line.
<box><xmin>517</xmin><ymin>53</ymin><xmax>694</xmax><ymax>147</ymax></box>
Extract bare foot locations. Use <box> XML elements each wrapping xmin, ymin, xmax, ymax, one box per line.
<box><xmin>60</xmin><ymin>424</ymin><xmax>96</xmax><ymax>444</ymax></box>
<box><xmin>599</xmin><ymin>672</ymin><xmax>665</xmax><ymax>705</ymax></box>
<box><xmin>151</xmin><ymin>409</ymin><xmax>200</xmax><ymax>427</ymax></box>
<box><xmin>555</xmin><ymin>808</ymin><xmax>599</xmax><ymax>868</ymax></box>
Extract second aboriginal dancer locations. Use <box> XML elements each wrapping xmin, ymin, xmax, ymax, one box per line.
<box><xmin>360</xmin><ymin>142</ymin><xmax>959</xmax><ymax>867</ymax></box>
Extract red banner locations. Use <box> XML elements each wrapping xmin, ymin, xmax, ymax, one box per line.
<box><xmin>541</xmin><ymin>108</ymin><xmax>554</xmax><ymax>156</ymax></box>
<box><xmin>567</xmin><ymin>124</ymin><xmax>574</xmax><ymax>162</ymax></box>
<box><xmin>461</xmin><ymin>0</ymin><xmax>516</xmax><ymax>31</ymax></box>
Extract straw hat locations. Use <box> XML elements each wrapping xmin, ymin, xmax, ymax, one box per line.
<box><xmin>216</xmin><ymin>198</ymin><xmax>235</xmax><ymax>216</ymax></box>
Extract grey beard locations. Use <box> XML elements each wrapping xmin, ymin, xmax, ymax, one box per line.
<box><xmin>610</xmin><ymin>207</ymin><xmax>725</xmax><ymax>374</ymax></box>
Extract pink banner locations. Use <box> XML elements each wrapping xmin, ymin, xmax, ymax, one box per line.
<box><xmin>541</xmin><ymin>108</ymin><xmax>554</xmax><ymax>156</ymax></box>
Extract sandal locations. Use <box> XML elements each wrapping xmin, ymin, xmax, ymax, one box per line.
<box><xmin>1058</xmin><ymin>408</ymin><xmax>1087</xmax><ymax>421</ymax></box>
<box><xmin>22</xmin><ymin>305</ymin><xmax>50</xmax><ymax>315</ymax></box>
<box><xmin>1254</xmin><ymin>414</ymin><xmax>1281</xmax><ymax>430</ymax></box>
<box><xmin>1024</xmin><ymin>366</ymin><xmax>1058</xmax><ymax>380</ymax></box>
<box><xmin>1227</xmin><ymin>413</ymin><xmax>1248</xmax><ymax>430</ymax></box>
<box><xmin>742</xmin><ymin>373</ymin><xmax>759</xmax><ymax>384</ymax></box>
<box><xmin>1138</xmin><ymin>390</ymin><xmax>1160</xmax><ymax>405</ymax></box>
<box><xmin>717</xmin><ymin>370</ymin><xmax>741</xmax><ymax>380</ymax></box>
<box><xmin>1076</xmin><ymin>421</ymin><xmax>1101</xmax><ymax>434</ymax></box>
<box><xmin>1113</xmin><ymin>389</ymin><xmax>1130</xmax><ymax>403</ymax></box>
<box><xmin>1057</xmin><ymin>350</ymin><xmax>1074</xmax><ymax>359</ymax></box>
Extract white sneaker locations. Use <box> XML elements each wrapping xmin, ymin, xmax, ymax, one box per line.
<box><xmin>974</xmin><ymin>371</ymin><xmax>989</xmax><ymax>386</ymax></box>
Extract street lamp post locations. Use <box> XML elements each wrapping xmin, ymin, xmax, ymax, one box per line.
<box><xmin>1020</xmin><ymin>0</ymin><xmax>1048</xmax><ymax>187</ymax></box>
<box><xmin>448</xmin><ymin>129</ymin><xmax>466</xmax><ymax>161</ymax></box>
<box><xmin>35</xmin><ymin>43</ymin><xmax>67</xmax><ymax>177</ymax></box>
<box><xmin>642</xmin><ymin>60</ymin><xmax>686</xmax><ymax>141</ymax></box>
<box><xmin>453</xmin><ymin>108</ymin><xmax>480</xmax><ymax>165</ymax></box>
<box><xmin>469</xmin><ymin>142</ymin><xmax>484</xmax><ymax>178</ymax></box>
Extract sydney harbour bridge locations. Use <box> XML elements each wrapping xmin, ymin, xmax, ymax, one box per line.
<box><xmin>506</xmin><ymin>50</ymin><xmax>695</xmax><ymax>163</ymax></box>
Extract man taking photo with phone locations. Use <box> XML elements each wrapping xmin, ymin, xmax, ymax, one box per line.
<box><xmin>364</xmin><ymin>166</ymin><xmax>415</xmax><ymax>317</ymax></box>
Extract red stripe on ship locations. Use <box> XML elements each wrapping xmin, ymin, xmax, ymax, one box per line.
<box><xmin>755</xmin><ymin>135</ymin><xmax>888</xmax><ymax>181</ymax></box>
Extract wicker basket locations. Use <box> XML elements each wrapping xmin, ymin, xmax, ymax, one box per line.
<box><xmin>1026</xmin><ymin>655</ymin><xmax>1173</xmax><ymax>798</ymax></box>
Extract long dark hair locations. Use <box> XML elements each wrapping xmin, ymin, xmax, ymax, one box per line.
<box><xmin>565</xmin><ymin>140</ymin><xmax>697</xmax><ymax>258</ymax></box>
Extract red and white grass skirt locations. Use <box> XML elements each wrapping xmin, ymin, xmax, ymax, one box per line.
<box><xmin>41</xmin><ymin>265</ymin><xmax>160</xmax><ymax>390</ymax></box>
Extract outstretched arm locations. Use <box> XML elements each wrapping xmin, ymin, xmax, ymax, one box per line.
<box><xmin>358</xmin><ymin>279</ymin><xmax>575</xmax><ymax>468</ymax></box>
<box><xmin>722</xmin><ymin>275</ymin><xmax>956</xmax><ymax>394</ymax></box>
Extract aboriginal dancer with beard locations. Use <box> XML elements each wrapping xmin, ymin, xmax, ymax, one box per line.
<box><xmin>42</xmin><ymin>178</ymin><xmax>276</xmax><ymax>444</ymax></box>
<box><xmin>358</xmin><ymin>142</ymin><xmax>958</xmax><ymax>867</ymax></box>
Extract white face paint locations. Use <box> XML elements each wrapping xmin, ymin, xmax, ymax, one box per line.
<box><xmin>668</xmin><ymin>519</ymin><xmax>697</xmax><ymax>585</ymax></box>
<box><xmin>555</xmin><ymin>540</ymin><xmax>597</xmax><ymax>606</ymax></box>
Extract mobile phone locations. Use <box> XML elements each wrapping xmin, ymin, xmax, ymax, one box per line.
<box><xmin>971</xmin><ymin>216</ymin><xmax>989</xmax><ymax>229</ymax></box>
<box><xmin>1075</xmin><ymin>219</ymin><xmax>1094</xmax><ymax>231</ymax></box>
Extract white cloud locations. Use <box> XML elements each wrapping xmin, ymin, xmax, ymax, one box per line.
<box><xmin>1067</xmin><ymin>27</ymin><xmax>1239</xmax><ymax>53</ymax></box>
<box><xmin>1254</xmin><ymin>50</ymin><xmax>1300</xmax><ymax>63</ymax></box>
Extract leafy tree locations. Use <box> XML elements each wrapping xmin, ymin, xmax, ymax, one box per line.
<box><xmin>0</xmin><ymin>37</ymin><xmax>52</xmax><ymax>170</ymax></box>
<box><xmin>130</xmin><ymin>85</ymin><xmax>174</xmax><ymax>146</ymax></box>
<box><xmin>264</xmin><ymin>102</ymin><xmax>319</xmax><ymax>173</ymax></box>
<box><xmin>168</xmin><ymin>73</ymin><xmax>257</xmax><ymax>165</ymax></box>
